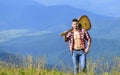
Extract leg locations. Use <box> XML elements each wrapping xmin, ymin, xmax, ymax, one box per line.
<box><xmin>80</xmin><ymin>52</ymin><xmax>87</xmax><ymax>72</ymax></box>
<box><xmin>72</xmin><ymin>51</ymin><xmax>79</xmax><ymax>75</ymax></box>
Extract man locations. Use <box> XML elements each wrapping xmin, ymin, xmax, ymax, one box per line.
<box><xmin>62</xmin><ymin>18</ymin><xmax>91</xmax><ymax>74</ymax></box>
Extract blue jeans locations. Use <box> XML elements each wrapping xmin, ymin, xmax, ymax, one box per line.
<box><xmin>72</xmin><ymin>49</ymin><xmax>86</xmax><ymax>74</ymax></box>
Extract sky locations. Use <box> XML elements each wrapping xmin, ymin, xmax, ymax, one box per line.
<box><xmin>34</xmin><ymin>0</ymin><xmax>120</xmax><ymax>17</ymax></box>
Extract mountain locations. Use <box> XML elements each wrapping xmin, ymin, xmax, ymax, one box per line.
<box><xmin>0</xmin><ymin>32</ymin><xmax>120</xmax><ymax>65</ymax></box>
<box><xmin>0</xmin><ymin>50</ymin><xmax>21</xmax><ymax>64</ymax></box>
<box><xmin>0</xmin><ymin>0</ymin><xmax>120</xmax><ymax>39</ymax></box>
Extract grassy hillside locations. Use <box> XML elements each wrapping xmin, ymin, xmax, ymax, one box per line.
<box><xmin>0</xmin><ymin>55</ymin><xmax>120</xmax><ymax>75</ymax></box>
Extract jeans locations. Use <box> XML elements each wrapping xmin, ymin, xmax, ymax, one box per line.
<box><xmin>72</xmin><ymin>49</ymin><xmax>86</xmax><ymax>74</ymax></box>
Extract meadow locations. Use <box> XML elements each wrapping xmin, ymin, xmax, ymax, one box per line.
<box><xmin>0</xmin><ymin>55</ymin><xmax>120</xmax><ymax>75</ymax></box>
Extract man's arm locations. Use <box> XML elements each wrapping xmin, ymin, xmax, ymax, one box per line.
<box><xmin>84</xmin><ymin>31</ymin><xmax>91</xmax><ymax>54</ymax></box>
<box><xmin>63</xmin><ymin>35</ymin><xmax>69</xmax><ymax>42</ymax></box>
<box><xmin>61</xmin><ymin>31</ymin><xmax>71</xmax><ymax>42</ymax></box>
<box><xmin>63</xmin><ymin>32</ymin><xmax>70</xmax><ymax>42</ymax></box>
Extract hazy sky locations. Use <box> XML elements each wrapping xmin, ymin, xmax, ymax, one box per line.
<box><xmin>34</xmin><ymin>0</ymin><xmax>120</xmax><ymax>17</ymax></box>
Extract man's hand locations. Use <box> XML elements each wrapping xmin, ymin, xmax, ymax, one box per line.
<box><xmin>60</xmin><ymin>31</ymin><xmax>70</xmax><ymax>42</ymax></box>
<box><xmin>60</xmin><ymin>31</ymin><xmax>67</xmax><ymax>36</ymax></box>
<box><xmin>84</xmin><ymin>48</ymin><xmax>89</xmax><ymax>54</ymax></box>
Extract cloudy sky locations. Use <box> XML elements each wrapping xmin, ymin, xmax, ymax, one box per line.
<box><xmin>34</xmin><ymin>0</ymin><xmax>120</xmax><ymax>17</ymax></box>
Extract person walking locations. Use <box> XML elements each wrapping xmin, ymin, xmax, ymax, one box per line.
<box><xmin>62</xmin><ymin>18</ymin><xmax>91</xmax><ymax>74</ymax></box>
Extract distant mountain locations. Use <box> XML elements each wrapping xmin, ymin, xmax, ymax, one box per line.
<box><xmin>0</xmin><ymin>50</ymin><xmax>21</xmax><ymax>64</ymax></box>
<box><xmin>0</xmin><ymin>0</ymin><xmax>120</xmax><ymax>39</ymax></box>
<box><xmin>0</xmin><ymin>33</ymin><xmax>120</xmax><ymax>64</ymax></box>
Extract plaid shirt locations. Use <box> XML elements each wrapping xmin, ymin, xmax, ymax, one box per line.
<box><xmin>66</xmin><ymin>29</ymin><xmax>91</xmax><ymax>50</ymax></box>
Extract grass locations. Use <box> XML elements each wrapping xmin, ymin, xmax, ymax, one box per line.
<box><xmin>0</xmin><ymin>55</ymin><xmax>120</xmax><ymax>75</ymax></box>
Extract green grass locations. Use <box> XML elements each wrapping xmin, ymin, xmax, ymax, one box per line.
<box><xmin>0</xmin><ymin>55</ymin><xmax>120</xmax><ymax>75</ymax></box>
